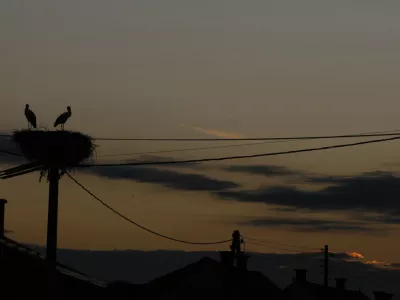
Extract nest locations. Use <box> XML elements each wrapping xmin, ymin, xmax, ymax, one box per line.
<box><xmin>12</xmin><ymin>130</ymin><xmax>96</xmax><ymax>170</ymax></box>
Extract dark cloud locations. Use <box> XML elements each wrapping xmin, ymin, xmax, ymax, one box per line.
<box><xmin>225</xmin><ymin>164</ymin><xmax>300</xmax><ymax>177</ymax></box>
<box><xmin>358</xmin><ymin>215</ymin><xmax>400</xmax><ymax>224</ymax></box>
<box><xmin>390</xmin><ymin>263</ymin><xmax>400</xmax><ymax>269</ymax></box>
<box><xmin>224</xmin><ymin>165</ymin><xmax>398</xmax><ymax>189</ymax></box>
<box><xmin>87</xmin><ymin>166</ymin><xmax>239</xmax><ymax>191</ymax></box>
<box><xmin>305</xmin><ymin>171</ymin><xmax>395</xmax><ymax>184</ymax></box>
<box><xmin>216</xmin><ymin>172</ymin><xmax>400</xmax><ymax>216</ymax></box>
<box><xmin>223</xmin><ymin>164</ymin><xmax>359</xmax><ymax>186</ymax></box>
<box><xmin>242</xmin><ymin>217</ymin><xmax>379</xmax><ymax>233</ymax></box>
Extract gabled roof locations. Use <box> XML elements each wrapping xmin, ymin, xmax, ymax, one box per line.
<box><xmin>145</xmin><ymin>256</ymin><xmax>284</xmax><ymax>300</ymax></box>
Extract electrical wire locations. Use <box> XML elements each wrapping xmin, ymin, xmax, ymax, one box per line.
<box><xmin>1</xmin><ymin>128</ymin><xmax>399</xmax><ymax>141</ymax></box>
<box><xmin>245</xmin><ymin>241</ymin><xmax>300</xmax><ymax>253</ymax></box>
<box><xmin>66</xmin><ymin>172</ymin><xmax>232</xmax><ymax>245</ymax></box>
<box><xmin>78</xmin><ymin>135</ymin><xmax>400</xmax><ymax>167</ymax></box>
<box><xmin>92</xmin><ymin>130</ymin><xmax>400</xmax><ymax>142</ymax></box>
<box><xmin>0</xmin><ymin>148</ymin><xmax>23</xmax><ymax>157</ymax></box>
<box><xmin>244</xmin><ymin>236</ymin><xmax>320</xmax><ymax>252</ymax></box>
<box><xmin>97</xmin><ymin>139</ymin><xmax>298</xmax><ymax>158</ymax></box>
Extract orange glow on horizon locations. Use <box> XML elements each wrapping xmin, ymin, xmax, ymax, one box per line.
<box><xmin>346</xmin><ymin>252</ymin><xmax>365</xmax><ymax>259</ymax></box>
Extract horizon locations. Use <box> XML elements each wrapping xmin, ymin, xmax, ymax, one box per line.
<box><xmin>13</xmin><ymin>243</ymin><xmax>400</xmax><ymax>298</ymax></box>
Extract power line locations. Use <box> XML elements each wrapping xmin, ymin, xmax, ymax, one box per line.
<box><xmin>1</xmin><ymin>129</ymin><xmax>399</xmax><ymax>141</ymax></box>
<box><xmin>77</xmin><ymin>135</ymin><xmax>400</xmax><ymax>168</ymax></box>
<box><xmin>97</xmin><ymin>139</ymin><xmax>298</xmax><ymax>158</ymax></box>
<box><xmin>244</xmin><ymin>236</ymin><xmax>320</xmax><ymax>252</ymax></box>
<box><xmin>245</xmin><ymin>241</ymin><xmax>300</xmax><ymax>253</ymax></box>
<box><xmin>0</xmin><ymin>148</ymin><xmax>23</xmax><ymax>157</ymax></box>
<box><xmin>92</xmin><ymin>131</ymin><xmax>400</xmax><ymax>142</ymax></box>
<box><xmin>66</xmin><ymin>172</ymin><xmax>232</xmax><ymax>245</ymax></box>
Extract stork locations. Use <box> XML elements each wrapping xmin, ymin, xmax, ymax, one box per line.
<box><xmin>54</xmin><ymin>106</ymin><xmax>72</xmax><ymax>130</ymax></box>
<box><xmin>24</xmin><ymin>104</ymin><xmax>37</xmax><ymax>130</ymax></box>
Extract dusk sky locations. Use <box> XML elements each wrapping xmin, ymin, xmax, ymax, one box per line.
<box><xmin>1</xmin><ymin>0</ymin><xmax>400</xmax><ymax>271</ymax></box>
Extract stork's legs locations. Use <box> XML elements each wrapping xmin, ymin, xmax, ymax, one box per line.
<box><xmin>55</xmin><ymin>124</ymin><xmax>65</xmax><ymax>131</ymax></box>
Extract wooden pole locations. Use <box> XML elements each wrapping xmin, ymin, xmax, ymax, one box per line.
<box><xmin>46</xmin><ymin>168</ymin><xmax>59</xmax><ymax>268</ymax></box>
<box><xmin>46</xmin><ymin>168</ymin><xmax>60</xmax><ymax>295</ymax></box>
<box><xmin>0</xmin><ymin>199</ymin><xmax>7</xmax><ymax>238</ymax></box>
<box><xmin>324</xmin><ymin>245</ymin><xmax>329</xmax><ymax>290</ymax></box>
<box><xmin>0</xmin><ymin>199</ymin><xmax>7</xmax><ymax>261</ymax></box>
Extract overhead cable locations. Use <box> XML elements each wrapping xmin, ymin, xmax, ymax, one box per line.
<box><xmin>66</xmin><ymin>172</ymin><xmax>232</xmax><ymax>245</ymax></box>
<box><xmin>77</xmin><ymin>136</ymin><xmax>400</xmax><ymax>168</ymax></box>
<box><xmin>245</xmin><ymin>241</ymin><xmax>301</xmax><ymax>253</ymax></box>
<box><xmin>0</xmin><ymin>148</ymin><xmax>23</xmax><ymax>157</ymax></box>
<box><xmin>244</xmin><ymin>236</ymin><xmax>320</xmax><ymax>252</ymax></box>
<box><xmin>97</xmin><ymin>139</ymin><xmax>297</xmax><ymax>158</ymax></box>
<box><xmin>92</xmin><ymin>131</ymin><xmax>400</xmax><ymax>142</ymax></box>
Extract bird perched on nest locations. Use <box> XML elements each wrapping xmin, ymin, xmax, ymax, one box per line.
<box><xmin>54</xmin><ymin>106</ymin><xmax>72</xmax><ymax>130</ymax></box>
<box><xmin>24</xmin><ymin>104</ymin><xmax>37</xmax><ymax>130</ymax></box>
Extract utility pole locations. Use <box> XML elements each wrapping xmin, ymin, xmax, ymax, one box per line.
<box><xmin>0</xmin><ymin>199</ymin><xmax>7</xmax><ymax>261</ymax></box>
<box><xmin>46</xmin><ymin>168</ymin><xmax>60</xmax><ymax>269</ymax></box>
<box><xmin>323</xmin><ymin>245</ymin><xmax>328</xmax><ymax>290</ymax></box>
<box><xmin>0</xmin><ymin>199</ymin><xmax>7</xmax><ymax>238</ymax></box>
<box><xmin>46</xmin><ymin>167</ymin><xmax>60</xmax><ymax>297</ymax></box>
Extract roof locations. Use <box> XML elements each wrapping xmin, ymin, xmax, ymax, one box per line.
<box><xmin>144</xmin><ymin>256</ymin><xmax>284</xmax><ymax>300</ymax></box>
<box><xmin>285</xmin><ymin>280</ymin><xmax>371</xmax><ymax>300</ymax></box>
<box><xmin>0</xmin><ymin>236</ymin><xmax>107</xmax><ymax>298</ymax></box>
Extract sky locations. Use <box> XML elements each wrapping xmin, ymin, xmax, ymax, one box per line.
<box><xmin>1</xmin><ymin>0</ymin><xmax>400</xmax><ymax>284</ymax></box>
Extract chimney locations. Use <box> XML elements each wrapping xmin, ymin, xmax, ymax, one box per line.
<box><xmin>219</xmin><ymin>251</ymin><xmax>234</xmax><ymax>268</ymax></box>
<box><xmin>294</xmin><ymin>269</ymin><xmax>307</xmax><ymax>283</ymax></box>
<box><xmin>0</xmin><ymin>199</ymin><xmax>7</xmax><ymax>238</ymax></box>
<box><xmin>236</xmin><ymin>253</ymin><xmax>250</xmax><ymax>271</ymax></box>
<box><xmin>335</xmin><ymin>278</ymin><xmax>347</xmax><ymax>291</ymax></box>
<box><xmin>374</xmin><ymin>292</ymin><xmax>393</xmax><ymax>300</ymax></box>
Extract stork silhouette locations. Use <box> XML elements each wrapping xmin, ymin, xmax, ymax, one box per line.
<box><xmin>54</xmin><ymin>106</ymin><xmax>72</xmax><ymax>130</ymax></box>
<box><xmin>24</xmin><ymin>104</ymin><xmax>37</xmax><ymax>130</ymax></box>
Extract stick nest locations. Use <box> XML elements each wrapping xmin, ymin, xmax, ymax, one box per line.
<box><xmin>12</xmin><ymin>130</ymin><xmax>96</xmax><ymax>169</ymax></box>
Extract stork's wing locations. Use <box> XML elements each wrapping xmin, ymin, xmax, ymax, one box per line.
<box><xmin>54</xmin><ymin>113</ymin><xmax>64</xmax><ymax>127</ymax></box>
<box><xmin>25</xmin><ymin>110</ymin><xmax>37</xmax><ymax>128</ymax></box>
<box><xmin>30</xmin><ymin>112</ymin><xmax>37</xmax><ymax>127</ymax></box>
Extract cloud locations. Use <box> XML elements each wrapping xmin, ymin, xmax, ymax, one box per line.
<box><xmin>346</xmin><ymin>252</ymin><xmax>365</xmax><ymax>260</ymax></box>
<box><xmin>325</xmin><ymin>252</ymin><xmax>400</xmax><ymax>273</ymax></box>
<box><xmin>224</xmin><ymin>165</ymin><xmax>396</xmax><ymax>188</ymax></box>
<box><xmin>305</xmin><ymin>171</ymin><xmax>395</xmax><ymax>184</ymax></box>
<box><xmin>87</xmin><ymin>166</ymin><xmax>240</xmax><ymax>191</ymax></box>
<box><xmin>357</xmin><ymin>214</ymin><xmax>400</xmax><ymax>224</ymax></box>
<box><xmin>364</xmin><ymin>260</ymin><xmax>400</xmax><ymax>271</ymax></box>
<box><xmin>225</xmin><ymin>165</ymin><xmax>300</xmax><ymax>177</ymax></box>
<box><xmin>242</xmin><ymin>217</ymin><xmax>379</xmax><ymax>233</ymax></box>
<box><xmin>224</xmin><ymin>164</ymin><xmax>352</xmax><ymax>185</ymax></box>
<box><xmin>216</xmin><ymin>172</ymin><xmax>400</xmax><ymax>216</ymax></box>
<box><xmin>190</xmin><ymin>126</ymin><xmax>244</xmax><ymax>139</ymax></box>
